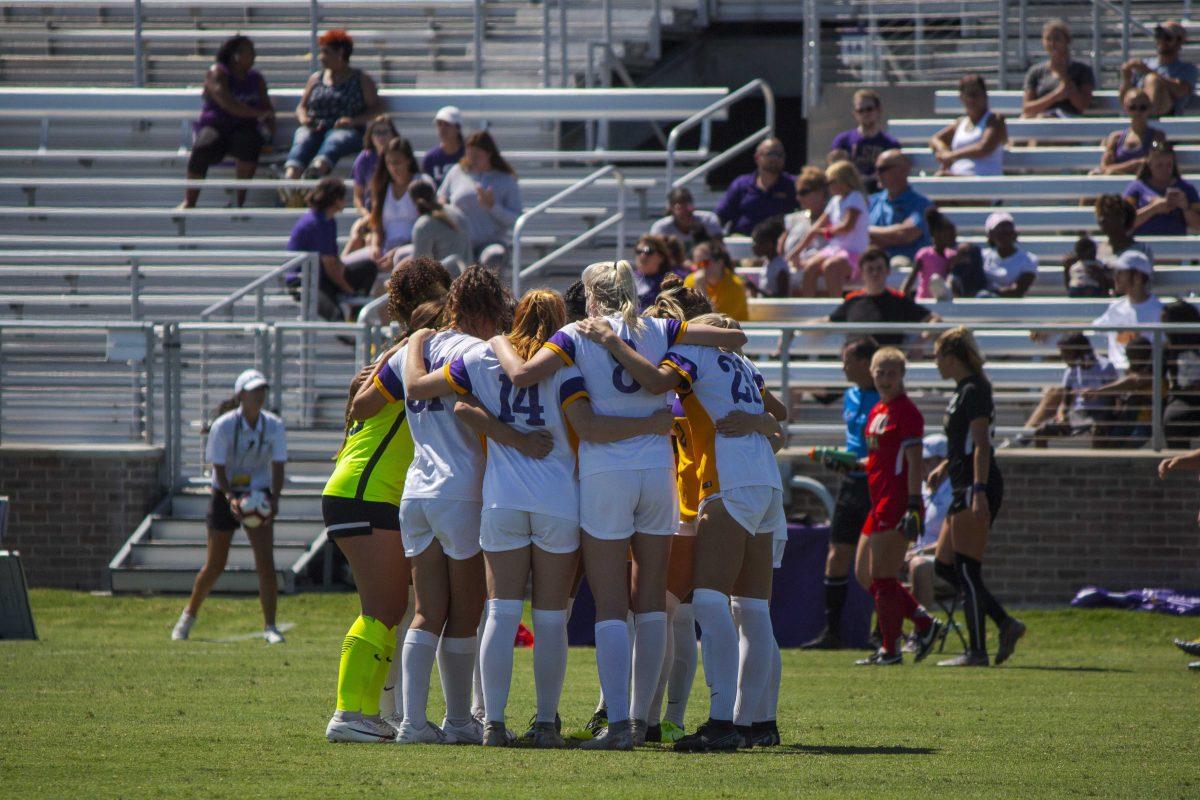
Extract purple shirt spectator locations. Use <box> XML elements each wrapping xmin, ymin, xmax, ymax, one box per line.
<box><xmin>196</xmin><ymin>64</ymin><xmax>266</xmax><ymax>132</ymax></box>
<box><xmin>423</xmin><ymin>144</ymin><xmax>465</xmax><ymax>187</ymax></box>
<box><xmin>286</xmin><ymin>207</ymin><xmax>338</xmax><ymax>282</ymax></box>
<box><xmin>831</xmin><ymin>128</ymin><xmax>901</xmax><ymax>180</ymax></box>
<box><xmin>1123</xmin><ymin>177</ymin><xmax>1200</xmax><ymax>235</ymax></box>
<box><xmin>351</xmin><ymin>148</ymin><xmax>378</xmax><ymax>207</ymax></box>
<box><xmin>714</xmin><ymin>171</ymin><xmax>798</xmax><ymax>236</ymax></box>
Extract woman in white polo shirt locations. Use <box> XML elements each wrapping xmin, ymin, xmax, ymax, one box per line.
<box><xmin>171</xmin><ymin>368</ymin><xmax>289</xmax><ymax>643</ymax></box>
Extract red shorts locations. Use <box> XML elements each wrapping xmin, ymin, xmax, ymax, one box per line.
<box><xmin>861</xmin><ymin>493</ymin><xmax>905</xmax><ymax>536</ymax></box>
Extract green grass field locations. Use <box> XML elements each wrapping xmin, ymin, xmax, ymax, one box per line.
<box><xmin>2</xmin><ymin>590</ymin><xmax>1197</xmax><ymax>799</ymax></box>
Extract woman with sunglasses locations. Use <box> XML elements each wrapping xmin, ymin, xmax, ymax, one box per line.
<box><xmin>1123</xmin><ymin>140</ymin><xmax>1200</xmax><ymax>236</ymax></box>
<box><xmin>1094</xmin><ymin>89</ymin><xmax>1166</xmax><ymax>175</ymax></box>
<box><xmin>684</xmin><ymin>242</ymin><xmax>749</xmax><ymax>321</ymax></box>
<box><xmin>829</xmin><ymin>89</ymin><xmax>900</xmax><ymax>193</ymax></box>
<box><xmin>632</xmin><ymin>234</ymin><xmax>688</xmax><ymax>311</ymax></box>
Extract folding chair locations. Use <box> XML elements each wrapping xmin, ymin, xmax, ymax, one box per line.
<box><xmin>933</xmin><ymin>581</ymin><xmax>968</xmax><ymax>654</ymax></box>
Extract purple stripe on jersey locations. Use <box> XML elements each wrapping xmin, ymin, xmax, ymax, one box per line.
<box><xmin>665</xmin><ymin>317</ymin><xmax>683</xmax><ymax>346</ymax></box>
<box><xmin>752</xmin><ymin>372</ymin><xmax>765</xmax><ymax>391</ymax></box>
<box><xmin>375</xmin><ymin>362</ymin><xmax>404</xmax><ymax>402</ymax></box>
<box><xmin>446</xmin><ymin>356</ymin><xmax>472</xmax><ymax>394</ymax></box>
<box><xmin>663</xmin><ymin>350</ymin><xmax>698</xmax><ymax>390</ymax></box>
<box><xmin>559</xmin><ymin>375</ymin><xmax>587</xmax><ymax>406</ymax></box>
<box><xmin>545</xmin><ymin>330</ymin><xmax>576</xmax><ymax>364</ymax></box>
<box><xmin>671</xmin><ymin>396</ymin><xmax>685</xmax><ymax>417</ymax></box>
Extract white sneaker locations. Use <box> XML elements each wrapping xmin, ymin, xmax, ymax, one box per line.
<box><xmin>171</xmin><ymin>612</ymin><xmax>195</xmax><ymax>641</ymax></box>
<box><xmin>441</xmin><ymin>716</ymin><xmax>484</xmax><ymax>744</ymax></box>
<box><xmin>381</xmin><ymin>712</ymin><xmax>405</xmax><ymax>736</ymax></box>
<box><xmin>362</xmin><ymin>714</ymin><xmax>398</xmax><ymax>741</ymax></box>
<box><xmin>264</xmin><ymin>625</ymin><xmax>286</xmax><ymax>644</ymax></box>
<box><xmin>394</xmin><ymin>719</ymin><xmax>448</xmax><ymax>745</ymax></box>
<box><xmin>326</xmin><ymin>711</ymin><xmax>393</xmax><ymax>743</ymax></box>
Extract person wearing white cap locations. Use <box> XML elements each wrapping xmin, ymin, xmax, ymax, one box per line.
<box><xmin>980</xmin><ymin>211</ymin><xmax>1038</xmax><ymax>297</ymax></box>
<box><xmin>1092</xmin><ymin>248</ymin><xmax>1163</xmax><ymax>371</ymax></box>
<box><xmin>422</xmin><ymin>105</ymin><xmax>465</xmax><ymax>187</ymax></box>
<box><xmin>903</xmin><ymin>433</ymin><xmax>953</xmax><ymax>611</ymax></box>
<box><xmin>171</xmin><ymin>368</ymin><xmax>289</xmax><ymax>644</ymax></box>
<box><xmin>1120</xmin><ymin>20</ymin><xmax>1198</xmax><ymax>118</ymax></box>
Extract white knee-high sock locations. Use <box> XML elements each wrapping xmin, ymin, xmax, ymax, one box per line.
<box><xmin>730</xmin><ymin>596</ymin><xmax>773</xmax><ymax>727</ymax></box>
<box><xmin>472</xmin><ymin>612</ymin><xmax>486</xmax><ymax>720</ymax></box>
<box><xmin>437</xmin><ymin>634</ymin><xmax>478</xmax><ymax>724</ymax></box>
<box><xmin>593</xmin><ymin>618</ymin><xmax>631</xmax><ymax>724</ymax></box>
<box><xmin>401</xmin><ymin>628</ymin><xmax>439</xmax><ymax>726</ymax></box>
<box><xmin>379</xmin><ymin>625</ymin><xmax>405</xmax><ymax>718</ymax></box>
<box><xmin>647</xmin><ymin>596</ymin><xmax>679</xmax><ymax>726</ymax></box>
<box><xmin>691</xmin><ymin>588</ymin><xmax>737</xmax><ymax>722</ymax></box>
<box><xmin>531</xmin><ymin>607</ymin><xmax>569</xmax><ymax>723</ymax></box>
<box><xmin>629</xmin><ymin>611</ymin><xmax>668</xmax><ymax>723</ymax></box>
<box><xmin>479</xmin><ymin>599</ymin><xmax>522</xmax><ymax>724</ymax></box>
<box><xmin>665</xmin><ymin>602</ymin><xmax>697</xmax><ymax>727</ymax></box>
<box><xmin>757</xmin><ymin>632</ymin><xmax>782</xmax><ymax>723</ymax></box>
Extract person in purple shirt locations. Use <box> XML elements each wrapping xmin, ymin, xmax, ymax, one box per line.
<box><xmin>286</xmin><ymin>177</ymin><xmax>376</xmax><ymax>321</ymax></box>
<box><xmin>828</xmin><ymin>89</ymin><xmax>901</xmax><ymax>192</ymax></box>
<box><xmin>714</xmin><ymin>137</ymin><xmax>798</xmax><ymax>236</ymax></box>
<box><xmin>1123</xmin><ymin>141</ymin><xmax>1200</xmax><ymax>236</ymax></box>
<box><xmin>350</xmin><ymin>114</ymin><xmax>399</xmax><ymax>215</ymax></box>
<box><xmin>422</xmin><ymin>105</ymin><xmax>466</xmax><ymax>187</ymax></box>
<box><xmin>182</xmin><ymin>36</ymin><xmax>274</xmax><ymax>209</ymax></box>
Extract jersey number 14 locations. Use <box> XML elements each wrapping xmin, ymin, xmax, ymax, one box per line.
<box><xmin>498</xmin><ymin>375</ymin><xmax>545</xmax><ymax>426</ymax></box>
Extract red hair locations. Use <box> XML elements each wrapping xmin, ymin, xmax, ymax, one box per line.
<box><xmin>318</xmin><ymin>29</ymin><xmax>354</xmax><ymax>58</ymax></box>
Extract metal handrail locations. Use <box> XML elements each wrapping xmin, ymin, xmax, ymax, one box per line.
<box><xmin>665</xmin><ymin>79</ymin><xmax>776</xmax><ymax>191</ymax></box>
<box><xmin>200</xmin><ymin>252</ymin><xmax>313</xmax><ymax>322</ymax></box>
<box><xmin>510</xmin><ymin>165</ymin><xmax>626</xmax><ymax>296</ymax></box>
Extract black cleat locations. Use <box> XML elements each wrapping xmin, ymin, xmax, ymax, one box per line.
<box><xmin>855</xmin><ymin>648</ymin><xmax>902</xmax><ymax>666</ymax></box>
<box><xmin>750</xmin><ymin>720</ymin><xmax>781</xmax><ymax>747</ymax></box>
<box><xmin>938</xmin><ymin>651</ymin><xmax>990</xmax><ymax>667</ymax></box>
<box><xmin>800</xmin><ymin>626</ymin><xmax>842</xmax><ymax>650</ymax></box>
<box><xmin>1175</xmin><ymin>638</ymin><xmax>1200</xmax><ymax>657</ymax></box>
<box><xmin>583</xmin><ymin>709</ymin><xmax>608</xmax><ymax>739</ymax></box>
<box><xmin>912</xmin><ymin>618</ymin><xmax>944</xmax><ymax>663</ymax></box>
<box><xmin>995</xmin><ymin>618</ymin><xmax>1026</xmax><ymax>665</ymax></box>
<box><xmin>673</xmin><ymin>719</ymin><xmax>741</xmax><ymax>753</ymax></box>
<box><xmin>644</xmin><ymin>723</ymin><xmax>661</xmax><ymax>743</ymax></box>
<box><xmin>735</xmin><ymin>724</ymin><xmax>754</xmax><ymax>749</ymax></box>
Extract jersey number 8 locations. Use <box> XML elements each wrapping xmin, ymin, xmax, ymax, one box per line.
<box><xmin>611</xmin><ymin>338</ymin><xmax>642</xmax><ymax>394</ymax></box>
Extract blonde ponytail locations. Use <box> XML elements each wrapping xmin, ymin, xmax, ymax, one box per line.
<box><xmin>581</xmin><ymin>259</ymin><xmax>645</xmax><ymax>333</ymax></box>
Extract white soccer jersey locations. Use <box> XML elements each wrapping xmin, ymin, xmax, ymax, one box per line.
<box><xmin>206</xmin><ymin>408</ymin><xmax>287</xmax><ymax>492</ymax></box>
<box><xmin>542</xmin><ymin>314</ymin><xmax>684</xmax><ymax>476</ymax></box>
<box><xmin>399</xmin><ymin>330</ymin><xmax>488</xmax><ymax>501</ymax></box>
<box><xmin>446</xmin><ymin>345</ymin><xmax>588</xmax><ymax>521</ymax></box>
<box><xmin>661</xmin><ymin>345</ymin><xmax>781</xmax><ymax>498</ymax></box>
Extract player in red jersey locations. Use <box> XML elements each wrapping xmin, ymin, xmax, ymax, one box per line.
<box><xmin>854</xmin><ymin>347</ymin><xmax>943</xmax><ymax>665</ymax></box>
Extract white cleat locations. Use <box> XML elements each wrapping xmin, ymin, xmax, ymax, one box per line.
<box><xmin>394</xmin><ymin>719</ymin><xmax>449</xmax><ymax>745</ymax></box>
<box><xmin>326</xmin><ymin>711</ymin><xmax>393</xmax><ymax>743</ymax></box>
<box><xmin>264</xmin><ymin>625</ymin><xmax>286</xmax><ymax>644</ymax></box>
<box><xmin>441</xmin><ymin>716</ymin><xmax>484</xmax><ymax>744</ymax></box>
<box><xmin>381</xmin><ymin>712</ymin><xmax>405</xmax><ymax>736</ymax></box>
<box><xmin>171</xmin><ymin>612</ymin><xmax>195</xmax><ymax>641</ymax></box>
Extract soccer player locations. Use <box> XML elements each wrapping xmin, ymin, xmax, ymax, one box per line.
<box><xmin>324</xmin><ymin>260</ymin><xmax>451</xmax><ymax>744</ymax></box>
<box><xmin>576</xmin><ymin>311</ymin><xmax>787</xmax><ymax>752</ymax></box>
<box><xmin>490</xmin><ymin>261</ymin><xmax>746</xmax><ymax>749</ymax></box>
<box><xmin>803</xmin><ymin>336</ymin><xmax>880</xmax><ymax>650</ymax></box>
<box><xmin>853</xmin><ymin>347</ymin><xmax>942</xmax><ymax>666</ymax></box>
<box><xmin>172</xmin><ymin>368</ymin><xmax>287</xmax><ymax>644</ymax></box>
<box><xmin>1160</xmin><ymin>448</ymin><xmax>1200</xmax><ymax>669</ymax></box>
<box><xmin>405</xmin><ymin>288</ymin><xmax>676</xmax><ymax>745</ymax></box>
<box><xmin>931</xmin><ymin>327</ymin><xmax>1025</xmax><ymax>667</ymax></box>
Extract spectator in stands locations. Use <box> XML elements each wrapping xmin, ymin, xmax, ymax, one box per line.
<box><xmin>715</xmin><ymin>137</ymin><xmax>798</xmax><ymax>235</ymax></box>
<box><xmin>650</xmin><ymin>187</ymin><xmax>723</xmax><ymax>250</ymax></box>
<box><xmin>632</xmin><ymin>233</ymin><xmax>687</xmax><ymax>310</ymax></box>
<box><xmin>1123</xmin><ymin>141</ymin><xmax>1200</xmax><ymax>236</ymax></box>
<box><xmin>752</xmin><ymin>217</ymin><xmax>790</xmax><ymax>298</ymax></box>
<box><xmin>980</xmin><ymin>212</ymin><xmax>1038</xmax><ymax>297</ymax></box>
<box><xmin>829</xmin><ymin>89</ymin><xmax>901</xmax><ymax>192</ymax></box>
<box><xmin>825</xmin><ymin>247</ymin><xmax>939</xmax><ymax>346</ymax></box>
<box><xmin>284</xmin><ymin>30</ymin><xmax>381</xmax><ymax>183</ymax></box>
<box><xmin>182</xmin><ymin>35</ymin><xmax>275</xmax><ymax>209</ymax></box>
<box><xmin>901</xmin><ymin>206</ymin><xmax>956</xmax><ymax>301</ymax></box>
<box><xmin>662</xmin><ymin>235</ymin><xmax>688</xmax><ymax>271</ymax></box>
<box><xmin>439</xmin><ymin>130</ymin><xmax>522</xmax><ymax>270</ymax></box>
<box><xmin>1094</xmin><ymin>193</ymin><xmax>1154</xmax><ymax>264</ymax></box>
<box><xmin>287</xmin><ymin>176</ymin><xmax>374</xmax><ymax>321</ymax></box>
<box><xmin>1082</xmin><ymin>334</ymin><xmax>1153</xmax><ymax>449</ymax></box>
<box><xmin>684</xmin><ymin>241</ymin><xmax>749</xmax><ymax>320</ymax></box>
<box><xmin>350</xmin><ymin>115</ymin><xmax>399</xmax><ymax>215</ymax></box>
<box><xmin>929</xmin><ymin>74</ymin><xmax>1007</xmax><ymax>176</ymax></box>
<box><xmin>1021</xmin><ymin>20</ymin><xmax>1095</xmax><ymax>118</ymax></box>
<box><xmin>1092</xmin><ymin>249</ymin><xmax>1163</xmax><ymax>371</ymax></box>
<box><xmin>791</xmin><ymin>161</ymin><xmax>871</xmax><ymax>297</ymax></box>
<box><xmin>1093</xmin><ymin>89</ymin><xmax>1166</xmax><ymax>175</ymax></box>
<box><xmin>1120</xmin><ymin>20</ymin><xmax>1198</xmax><ymax>118</ymax></box>
<box><xmin>1016</xmin><ymin>333</ymin><xmax>1119</xmax><ymax>448</ymax></box>
<box><xmin>341</xmin><ymin>136</ymin><xmax>432</xmax><ymax>273</ymax></box>
<box><xmin>423</xmin><ymin>105</ymin><xmax>466</xmax><ymax>187</ymax></box>
<box><xmin>867</xmin><ymin>149</ymin><xmax>932</xmax><ymax>264</ymax></box>
<box><xmin>409</xmin><ymin>181</ymin><xmax>471</xmax><ymax>274</ymax></box>
<box><xmin>782</xmin><ymin>166</ymin><xmax>829</xmax><ymax>267</ymax></box>
<box><xmin>1162</xmin><ymin>299</ymin><xmax>1200</xmax><ymax>448</ymax></box>
<box><xmin>1062</xmin><ymin>236</ymin><xmax>1113</xmax><ymax>298</ymax></box>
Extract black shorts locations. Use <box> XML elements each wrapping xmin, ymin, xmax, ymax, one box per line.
<box><xmin>206</xmin><ymin>488</ymin><xmax>271</xmax><ymax>531</ymax></box>
<box><xmin>948</xmin><ymin>473</ymin><xmax>1004</xmax><ymax>523</ymax></box>
<box><xmin>187</xmin><ymin>125</ymin><xmax>264</xmax><ymax>175</ymax></box>
<box><xmin>830</xmin><ymin>473</ymin><xmax>871</xmax><ymax>546</ymax></box>
<box><xmin>322</xmin><ymin>494</ymin><xmax>400</xmax><ymax>538</ymax></box>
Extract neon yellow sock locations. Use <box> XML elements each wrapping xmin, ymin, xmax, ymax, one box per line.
<box><xmin>361</xmin><ymin>624</ymin><xmax>398</xmax><ymax>717</ymax></box>
<box><xmin>336</xmin><ymin>615</ymin><xmax>389</xmax><ymax>713</ymax></box>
